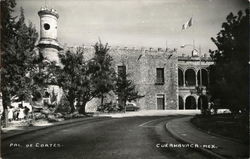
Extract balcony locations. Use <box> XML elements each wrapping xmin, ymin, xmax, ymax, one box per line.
<box><xmin>155</xmin><ymin>81</ymin><xmax>165</xmax><ymax>85</ymax></box>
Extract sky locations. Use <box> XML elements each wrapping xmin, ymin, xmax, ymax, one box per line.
<box><xmin>15</xmin><ymin>0</ymin><xmax>248</xmax><ymax>55</ymax></box>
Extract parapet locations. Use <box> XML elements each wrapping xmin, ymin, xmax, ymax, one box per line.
<box><xmin>65</xmin><ymin>45</ymin><xmax>178</xmax><ymax>58</ymax></box>
<box><xmin>178</xmin><ymin>54</ymin><xmax>213</xmax><ymax>61</ymax></box>
<box><xmin>109</xmin><ymin>46</ymin><xmax>175</xmax><ymax>53</ymax></box>
<box><xmin>38</xmin><ymin>7</ymin><xmax>59</xmax><ymax>19</ymax></box>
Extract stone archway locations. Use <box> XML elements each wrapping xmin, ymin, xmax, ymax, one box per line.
<box><xmin>178</xmin><ymin>68</ymin><xmax>184</xmax><ymax>86</ymax></box>
<box><xmin>197</xmin><ymin>69</ymin><xmax>208</xmax><ymax>86</ymax></box>
<box><xmin>185</xmin><ymin>96</ymin><xmax>196</xmax><ymax>109</ymax></box>
<box><xmin>185</xmin><ymin>69</ymin><xmax>196</xmax><ymax>86</ymax></box>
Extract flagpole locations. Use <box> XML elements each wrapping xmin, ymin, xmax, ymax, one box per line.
<box><xmin>193</xmin><ymin>39</ymin><xmax>195</xmax><ymax>52</ymax></box>
<box><xmin>166</xmin><ymin>40</ymin><xmax>168</xmax><ymax>50</ymax></box>
<box><xmin>192</xmin><ymin>15</ymin><xmax>195</xmax><ymax>52</ymax></box>
<box><xmin>199</xmin><ymin>45</ymin><xmax>203</xmax><ymax>111</ymax></box>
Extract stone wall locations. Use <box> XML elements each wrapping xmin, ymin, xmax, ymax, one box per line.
<box><xmin>83</xmin><ymin>47</ymin><xmax>178</xmax><ymax>111</ymax></box>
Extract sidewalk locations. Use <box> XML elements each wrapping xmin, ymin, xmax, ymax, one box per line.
<box><xmin>96</xmin><ymin>110</ymin><xmax>201</xmax><ymax>118</ymax></box>
<box><xmin>166</xmin><ymin>116</ymin><xmax>249</xmax><ymax>159</ymax></box>
<box><xmin>1</xmin><ymin>116</ymin><xmax>108</xmax><ymax>141</ymax></box>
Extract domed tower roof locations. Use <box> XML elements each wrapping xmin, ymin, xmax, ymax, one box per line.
<box><xmin>38</xmin><ymin>7</ymin><xmax>59</xmax><ymax>19</ymax></box>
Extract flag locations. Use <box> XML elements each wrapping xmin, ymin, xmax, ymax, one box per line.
<box><xmin>182</xmin><ymin>17</ymin><xmax>193</xmax><ymax>30</ymax></box>
<box><xmin>137</xmin><ymin>54</ymin><xmax>142</xmax><ymax>61</ymax></box>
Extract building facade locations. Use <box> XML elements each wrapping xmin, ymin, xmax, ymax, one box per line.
<box><xmin>82</xmin><ymin>47</ymin><xmax>213</xmax><ymax>112</ymax></box>
<box><xmin>110</xmin><ymin>47</ymin><xmax>178</xmax><ymax>110</ymax></box>
<box><xmin>37</xmin><ymin>7</ymin><xmax>214</xmax><ymax>111</ymax></box>
<box><xmin>178</xmin><ymin>54</ymin><xmax>213</xmax><ymax>110</ymax></box>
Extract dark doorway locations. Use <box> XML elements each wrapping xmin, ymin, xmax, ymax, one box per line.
<box><xmin>178</xmin><ymin>69</ymin><xmax>184</xmax><ymax>86</ymax></box>
<box><xmin>185</xmin><ymin>96</ymin><xmax>196</xmax><ymax>109</ymax></box>
<box><xmin>157</xmin><ymin>94</ymin><xmax>165</xmax><ymax>110</ymax></box>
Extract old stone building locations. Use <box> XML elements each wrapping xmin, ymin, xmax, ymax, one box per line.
<box><xmin>82</xmin><ymin>47</ymin><xmax>213</xmax><ymax>112</ymax></box>
<box><xmin>110</xmin><ymin>48</ymin><xmax>178</xmax><ymax>110</ymax></box>
<box><xmin>108</xmin><ymin>47</ymin><xmax>178</xmax><ymax>110</ymax></box>
<box><xmin>178</xmin><ymin>53</ymin><xmax>213</xmax><ymax>110</ymax></box>
<box><xmin>37</xmin><ymin>7</ymin><xmax>213</xmax><ymax>111</ymax></box>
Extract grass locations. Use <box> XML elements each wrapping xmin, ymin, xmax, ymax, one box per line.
<box><xmin>191</xmin><ymin>114</ymin><xmax>249</xmax><ymax>144</ymax></box>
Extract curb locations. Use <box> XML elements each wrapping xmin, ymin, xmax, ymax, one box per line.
<box><xmin>165</xmin><ymin>118</ymin><xmax>227</xmax><ymax>159</ymax></box>
<box><xmin>1</xmin><ymin>116</ymin><xmax>110</xmax><ymax>141</ymax></box>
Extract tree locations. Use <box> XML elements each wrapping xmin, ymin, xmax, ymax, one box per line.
<box><xmin>1</xmin><ymin>2</ymin><xmax>38</xmax><ymax>126</ymax></box>
<box><xmin>58</xmin><ymin>47</ymin><xmax>86</xmax><ymax>113</ymax></box>
<box><xmin>1</xmin><ymin>0</ymin><xmax>17</xmax><ymax>118</ymax></box>
<box><xmin>12</xmin><ymin>7</ymin><xmax>39</xmax><ymax>101</ymax></box>
<box><xmin>75</xmin><ymin>61</ymin><xmax>95</xmax><ymax>114</ymax></box>
<box><xmin>115</xmin><ymin>65</ymin><xmax>143</xmax><ymax>111</ymax></box>
<box><xmin>91</xmin><ymin>42</ymin><xmax>116</xmax><ymax>107</ymax></box>
<box><xmin>30</xmin><ymin>58</ymin><xmax>60</xmax><ymax>103</ymax></box>
<box><xmin>209</xmin><ymin>9</ymin><xmax>249</xmax><ymax>113</ymax></box>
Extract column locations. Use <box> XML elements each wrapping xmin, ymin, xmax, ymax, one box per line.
<box><xmin>183</xmin><ymin>69</ymin><xmax>186</xmax><ymax>87</ymax></box>
<box><xmin>183</xmin><ymin>97</ymin><xmax>186</xmax><ymax>110</ymax></box>
<box><xmin>196</xmin><ymin>96</ymin><xmax>199</xmax><ymax>110</ymax></box>
<box><xmin>195</xmin><ymin>70</ymin><xmax>198</xmax><ymax>87</ymax></box>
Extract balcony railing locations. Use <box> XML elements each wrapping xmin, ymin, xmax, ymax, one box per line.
<box><xmin>155</xmin><ymin>79</ymin><xmax>164</xmax><ymax>85</ymax></box>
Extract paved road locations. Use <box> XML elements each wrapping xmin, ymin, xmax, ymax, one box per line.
<box><xmin>2</xmin><ymin>116</ymin><xmax>209</xmax><ymax>159</ymax></box>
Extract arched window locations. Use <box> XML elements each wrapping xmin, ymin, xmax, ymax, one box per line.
<box><xmin>185</xmin><ymin>96</ymin><xmax>196</xmax><ymax>109</ymax></box>
<box><xmin>197</xmin><ymin>69</ymin><xmax>208</xmax><ymax>86</ymax></box>
<box><xmin>179</xmin><ymin>96</ymin><xmax>184</xmax><ymax>110</ymax></box>
<box><xmin>185</xmin><ymin>69</ymin><xmax>196</xmax><ymax>86</ymax></box>
<box><xmin>178</xmin><ymin>69</ymin><xmax>184</xmax><ymax>86</ymax></box>
<box><xmin>198</xmin><ymin>95</ymin><xmax>208</xmax><ymax>110</ymax></box>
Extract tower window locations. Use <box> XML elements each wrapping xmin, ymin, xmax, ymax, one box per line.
<box><xmin>44</xmin><ymin>23</ymin><xmax>50</xmax><ymax>30</ymax></box>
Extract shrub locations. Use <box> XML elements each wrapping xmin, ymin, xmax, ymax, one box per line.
<box><xmin>56</xmin><ymin>95</ymin><xmax>71</xmax><ymax>113</ymax></box>
<box><xmin>97</xmin><ymin>102</ymin><xmax>119</xmax><ymax>113</ymax></box>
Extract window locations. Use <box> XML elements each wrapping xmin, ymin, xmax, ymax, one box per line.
<box><xmin>156</xmin><ymin>68</ymin><xmax>164</xmax><ymax>84</ymax></box>
<box><xmin>44</xmin><ymin>23</ymin><xmax>50</xmax><ymax>30</ymax></box>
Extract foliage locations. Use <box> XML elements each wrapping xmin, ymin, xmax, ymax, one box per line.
<box><xmin>56</xmin><ymin>94</ymin><xmax>71</xmax><ymax>113</ymax></box>
<box><xmin>90</xmin><ymin>42</ymin><xmax>116</xmax><ymax>106</ymax></box>
<box><xmin>1</xmin><ymin>1</ymin><xmax>39</xmax><ymax>126</ymax></box>
<box><xmin>97</xmin><ymin>102</ymin><xmax>119</xmax><ymax>113</ymax></box>
<box><xmin>191</xmin><ymin>114</ymin><xmax>248</xmax><ymax>145</ymax></box>
<box><xmin>115</xmin><ymin>66</ymin><xmax>144</xmax><ymax>109</ymax></box>
<box><xmin>58</xmin><ymin>44</ymin><xmax>116</xmax><ymax>114</ymax></box>
<box><xmin>57</xmin><ymin>47</ymin><xmax>86</xmax><ymax>113</ymax></box>
<box><xmin>209</xmin><ymin>9</ymin><xmax>249</xmax><ymax>113</ymax></box>
<box><xmin>75</xmin><ymin>59</ymin><xmax>95</xmax><ymax>114</ymax></box>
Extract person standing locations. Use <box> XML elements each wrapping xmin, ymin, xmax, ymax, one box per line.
<box><xmin>8</xmin><ymin>106</ymin><xmax>14</xmax><ymax>122</ymax></box>
<box><xmin>18</xmin><ymin>106</ymin><xmax>25</xmax><ymax>120</ymax></box>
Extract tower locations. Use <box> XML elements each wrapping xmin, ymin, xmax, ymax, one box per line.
<box><xmin>37</xmin><ymin>7</ymin><xmax>63</xmax><ymax>105</ymax></box>
<box><xmin>37</xmin><ymin>7</ymin><xmax>63</xmax><ymax>64</ymax></box>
